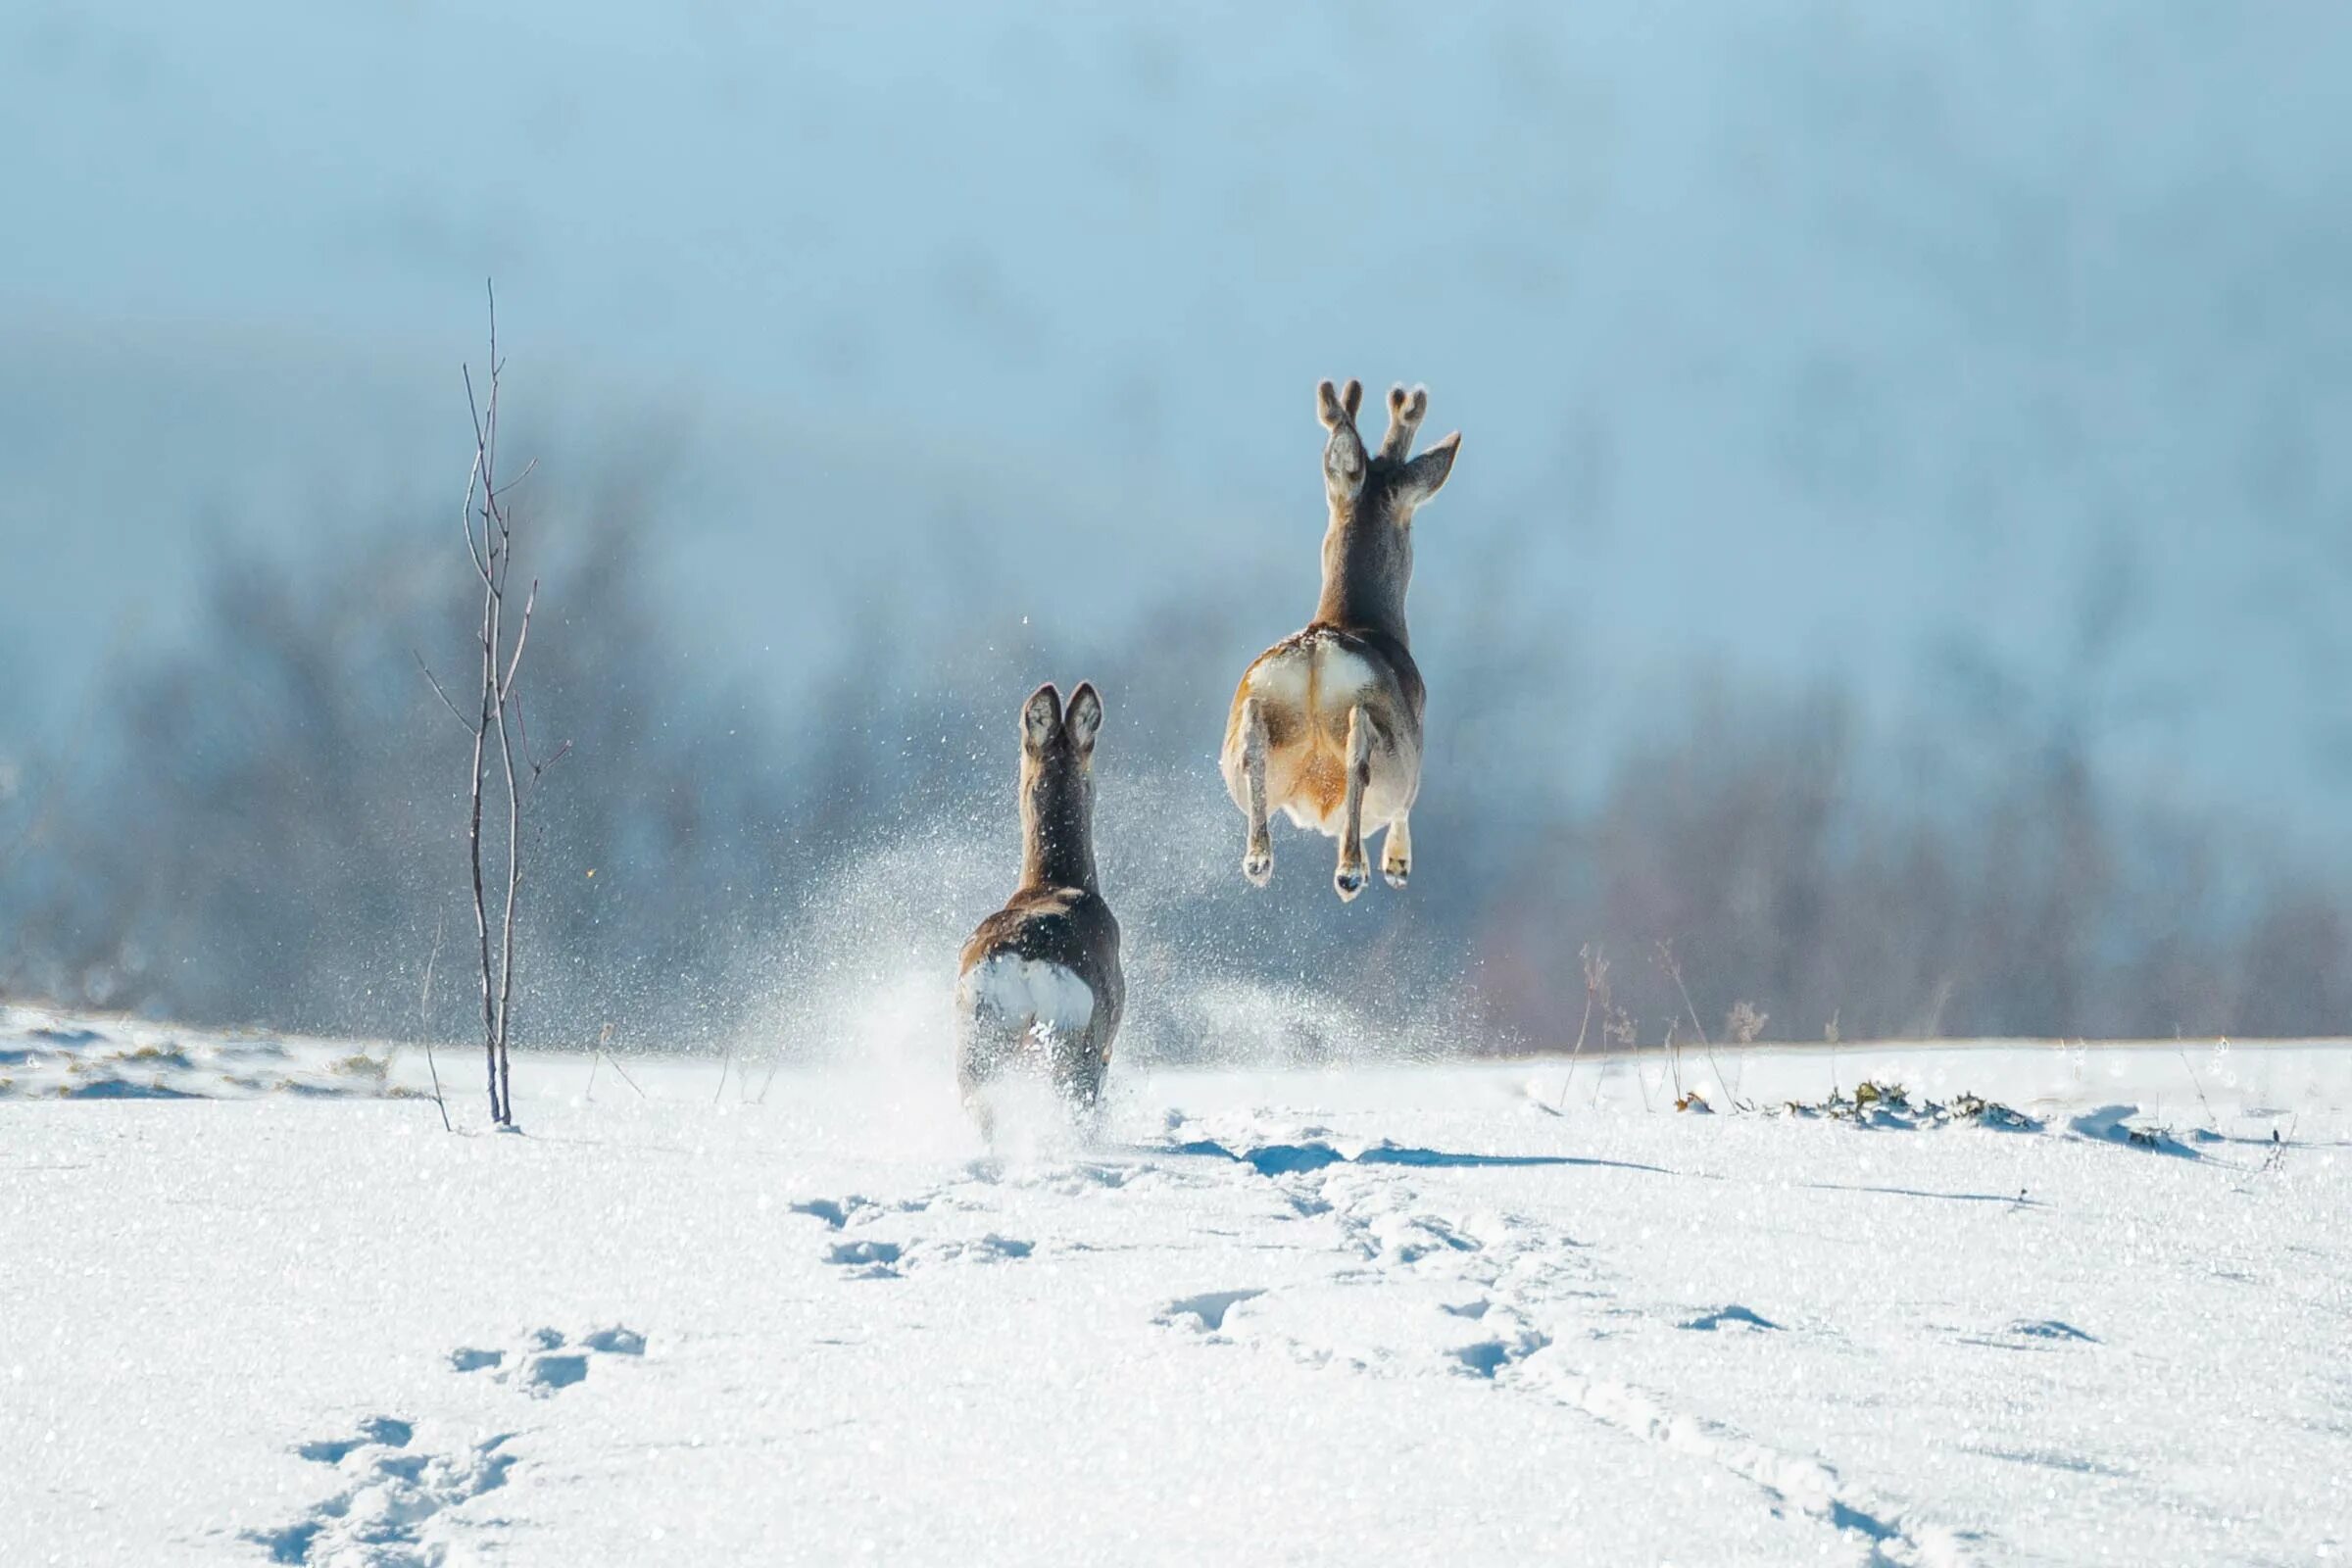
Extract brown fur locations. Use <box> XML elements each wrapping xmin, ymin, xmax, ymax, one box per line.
<box><xmin>1221</xmin><ymin>380</ymin><xmax>1460</xmax><ymax>899</ymax></box>
<box><xmin>955</xmin><ymin>682</ymin><xmax>1124</xmax><ymax>1131</ymax></box>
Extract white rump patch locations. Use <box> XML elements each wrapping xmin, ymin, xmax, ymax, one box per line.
<box><xmin>1313</xmin><ymin>643</ymin><xmax>1381</xmax><ymax>709</ymax></box>
<box><xmin>1246</xmin><ymin>640</ymin><xmax>1382</xmax><ymax>721</ymax></box>
<box><xmin>956</xmin><ymin>955</ymin><xmax>1095</xmax><ymax>1047</ymax></box>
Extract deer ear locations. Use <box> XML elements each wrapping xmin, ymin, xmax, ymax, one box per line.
<box><xmin>1021</xmin><ymin>683</ymin><xmax>1062</xmax><ymax>751</ymax></box>
<box><xmin>1064</xmin><ymin>682</ymin><xmax>1102</xmax><ymax>754</ymax></box>
<box><xmin>1316</xmin><ymin>379</ymin><xmax>1348</xmax><ymax>431</ymax></box>
<box><xmin>1403</xmin><ymin>432</ymin><xmax>1460</xmax><ymax>505</ymax></box>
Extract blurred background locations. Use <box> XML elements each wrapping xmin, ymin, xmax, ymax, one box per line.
<box><xmin>4</xmin><ymin>1</ymin><xmax>2350</xmax><ymax>1054</ymax></box>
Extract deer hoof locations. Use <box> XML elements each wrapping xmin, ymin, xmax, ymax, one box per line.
<box><xmin>1243</xmin><ymin>845</ymin><xmax>1273</xmax><ymax>888</ymax></box>
<box><xmin>1383</xmin><ymin>861</ymin><xmax>1409</xmax><ymax>889</ymax></box>
<box><xmin>1335</xmin><ymin>860</ymin><xmax>1367</xmax><ymax>901</ymax></box>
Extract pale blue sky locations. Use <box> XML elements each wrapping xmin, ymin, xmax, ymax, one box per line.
<box><xmin>5</xmin><ymin>0</ymin><xmax>2349</xmax><ymax>856</ymax></box>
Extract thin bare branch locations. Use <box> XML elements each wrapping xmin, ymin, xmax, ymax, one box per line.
<box><xmin>489</xmin><ymin>456</ymin><xmax>539</xmax><ymax>502</ymax></box>
<box><xmin>599</xmin><ymin>1029</ymin><xmax>649</xmax><ymax>1101</ymax></box>
<box><xmin>755</xmin><ymin>1054</ymin><xmax>788</xmax><ymax>1106</ymax></box>
<box><xmin>418</xmin><ymin>913</ymin><xmax>453</xmax><ymax>1133</ymax></box>
<box><xmin>414</xmin><ymin>651</ymin><xmax>480</xmax><ymax>734</ymax></box>
<box><xmin>464</xmin><ymin>363</ymin><xmax>487</xmax><ymax>459</ymax></box>
<box><xmin>1555</xmin><ymin>945</ymin><xmax>1606</xmax><ymax>1111</ymax></box>
<box><xmin>460</xmin><ymin>446</ymin><xmax>488</xmax><ymax>582</ymax></box>
<box><xmin>498</xmin><ymin>578</ymin><xmax>540</xmax><ymax>701</ymax></box>
<box><xmin>1658</xmin><ymin>939</ymin><xmax>1750</xmax><ymax>1112</ymax></box>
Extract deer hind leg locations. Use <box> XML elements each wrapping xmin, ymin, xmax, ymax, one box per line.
<box><xmin>1240</xmin><ymin>696</ymin><xmax>1273</xmax><ymax>888</ymax></box>
<box><xmin>1050</xmin><ymin>1036</ymin><xmax>1108</xmax><ymax>1138</ymax></box>
<box><xmin>1335</xmin><ymin>706</ymin><xmax>1373</xmax><ymax>901</ymax></box>
<box><xmin>1383</xmin><ymin>813</ymin><xmax>1412</xmax><ymax>888</ymax></box>
<box><xmin>956</xmin><ymin>1042</ymin><xmax>1000</xmax><ymax>1145</ymax></box>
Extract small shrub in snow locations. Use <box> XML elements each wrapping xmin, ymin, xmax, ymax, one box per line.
<box><xmin>1779</xmin><ymin>1083</ymin><xmax>2038</xmax><ymax>1132</ymax></box>
<box><xmin>1947</xmin><ymin>1092</ymin><xmax>2036</xmax><ymax>1131</ymax></box>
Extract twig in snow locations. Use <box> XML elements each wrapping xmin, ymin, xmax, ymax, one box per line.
<box><xmin>601</xmin><ymin>1041</ymin><xmax>649</xmax><ymax>1102</ymax></box>
<box><xmin>417</xmin><ymin>911</ymin><xmax>452</xmax><ymax>1133</ymax></box>
<box><xmin>585</xmin><ymin>1022</ymin><xmax>611</xmax><ymax>1102</ymax></box>
<box><xmin>1555</xmin><ymin>945</ymin><xmax>1607</xmax><ymax>1111</ymax></box>
<box><xmin>2178</xmin><ymin>1046</ymin><xmax>2219</xmax><ymax>1131</ymax></box>
<box><xmin>1657</xmin><ymin>939</ymin><xmax>1750</xmax><ymax>1111</ymax></box>
<box><xmin>754</xmin><ymin>1054</ymin><xmax>788</xmax><ymax>1106</ymax></box>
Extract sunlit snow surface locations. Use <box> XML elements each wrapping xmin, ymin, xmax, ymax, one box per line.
<box><xmin>5</xmin><ymin>1004</ymin><xmax>2348</xmax><ymax>1565</ymax></box>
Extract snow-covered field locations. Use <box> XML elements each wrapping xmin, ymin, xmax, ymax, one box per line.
<box><xmin>6</xmin><ymin>1004</ymin><xmax>2348</xmax><ymax>1566</ymax></box>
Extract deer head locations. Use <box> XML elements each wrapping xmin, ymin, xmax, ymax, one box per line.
<box><xmin>1017</xmin><ymin>681</ymin><xmax>1103</xmax><ymax>892</ymax></box>
<box><xmin>1313</xmin><ymin>378</ymin><xmax>1461</xmax><ymax>642</ymax></box>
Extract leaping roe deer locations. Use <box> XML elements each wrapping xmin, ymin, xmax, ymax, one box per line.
<box><xmin>955</xmin><ymin>682</ymin><xmax>1124</xmax><ymax>1139</ymax></box>
<box><xmin>1221</xmin><ymin>379</ymin><xmax>1460</xmax><ymax>900</ymax></box>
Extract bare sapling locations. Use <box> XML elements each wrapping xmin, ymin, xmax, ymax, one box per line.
<box><xmin>1556</xmin><ymin>944</ymin><xmax>1610</xmax><ymax>1109</ymax></box>
<box><xmin>1598</xmin><ymin>1000</ymin><xmax>1637</xmax><ymax>1109</ymax></box>
<box><xmin>1657</xmin><ymin>938</ymin><xmax>1749</xmax><ymax>1112</ymax></box>
<box><xmin>1725</xmin><ymin>1000</ymin><xmax>1767</xmax><ymax>1105</ymax></box>
<box><xmin>417</xmin><ymin>284</ymin><xmax>568</xmax><ymax>1129</ymax></box>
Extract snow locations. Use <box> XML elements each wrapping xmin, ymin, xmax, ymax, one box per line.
<box><xmin>5</xmin><ymin>1004</ymin><xmax>2349</xmax><ymax>1565</ymax></box>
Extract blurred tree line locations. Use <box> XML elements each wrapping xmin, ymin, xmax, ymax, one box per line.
<box><xmin>0</xmin><ymin>491</ymin><xmax>2344</xmax><ymax>1054</ymax></box>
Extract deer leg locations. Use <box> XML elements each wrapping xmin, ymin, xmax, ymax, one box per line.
<box><xmin>1335</xmin><ymin>706</ymin><xmax>1373</xmax><ymax>901</ymax></box>
<box><xmin>958</xmin><ymin>1056</ymin><xmax>998</xmax><ymax>1146</ymax></box>
<box><xmin>1241</xmin><ymin>696</ymin><xmax>1273</xmax><ymax>888</ymax></box>
<box><xmin>1052</xmin><ymin>1036</ymin><xmax>1106</xmax><ymax>1137</ymax></box>
<box><xmin>1383</xmin><ymin>813</ymin><xmax>1412</xmax><ymax>888</ymax></box>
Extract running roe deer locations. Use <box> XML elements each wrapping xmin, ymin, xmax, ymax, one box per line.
<box><xmin>954</xmin><ymin>682</ymin><xmax>1124</xmax><ymax>1135</ymax></box>
<box><xmin>1220</xmin><ymin>379</ymin><xmax>1460</xmax><ymax>900</ymax></box>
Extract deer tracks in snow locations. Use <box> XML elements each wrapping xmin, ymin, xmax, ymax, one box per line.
<box><xmin>247</xmin><ymin>1326</ymin><xmax>646</xmax><ymax>1564</ymax></box>
<box><xmin>1144</xmin><ymin>1117</ymin><xmax>1975</xmax><ymax>1567</ymax></box>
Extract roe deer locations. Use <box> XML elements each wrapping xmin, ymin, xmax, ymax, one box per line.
<box><xmin>955</xmin><ymin>681</ymin><xmax>1124</xmax><ymax>1136</ymax></box>
<box><xmin>1220</xmin><ymin>378</ymin><xmax>1460</xmax><ymax>900</ymax></box>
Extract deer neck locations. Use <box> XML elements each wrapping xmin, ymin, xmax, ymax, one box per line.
<box><xmin>1312</xmin><ymin>514</ymin><xmax>1410</xmax><ymax>646</ymax></box>
<box><xmin>1020</xmin><ymin>772</ymin><xmax>1099</xmax><ymax>894</ymax></box>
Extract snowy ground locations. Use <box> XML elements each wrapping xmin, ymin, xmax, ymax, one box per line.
<box><xmin>5</xmin><ymin>1004</ymin><xmax>2349</xmax><ymax>1566</ymax></box>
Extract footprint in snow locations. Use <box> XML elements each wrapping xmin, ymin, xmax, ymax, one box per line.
<box><xmin>2010</xmin><ymin>1318</ymin><xmax>2098</xmax><ymax>1344</ymax></box>
<box><xmin>1157</xmin><ymin>1289</ymin><xmax>1264</xmax><ymax>1334</ymax></box>
<box><xmin>823</xmin><ymin>1234</ymin><xmax>1034</xmax><ymax>1280</ymax></box>
<box><xmin>1680</xmin><ymin>1304</ymin><xmax>1781</xmax><ymax>1332</ymax></box>
<box><xmin>525</xmin><ymin>1353</ymin><xmax>589</xmax><ymax>1393</ymax></box>
<box><xmin>253</xmin><ymin>1420</ymin><xmax>514</xmax><ymax>1564</ymax></box>
<box><xmin>790</xmin><ymin>1196</ymin><xmax>868</xmax><ymax>1229</ymax></box>
<box><xmin>294</xmin><ymin>1414</ymin><xmax>414</xmax><ymax>1465</ymax></box>
<box><xmin>449</xmin><ymin>1325</ymin><xmax>647</xmax><ymax>1396</ymax></box>
<box><xmin>1450</xmin><ymin>1328</ymin><xmax>1551</xmax><ymax>1378</ymax></box>
<box><xmin>790</xmin><ymin>1193</ymin><xmax>932</xmax><ymax>1228</ymax></box>
<box><xmin>827</xmin><ymin>1239</ymin><xmax>906</xmax><ymax>1278</ymax></box>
